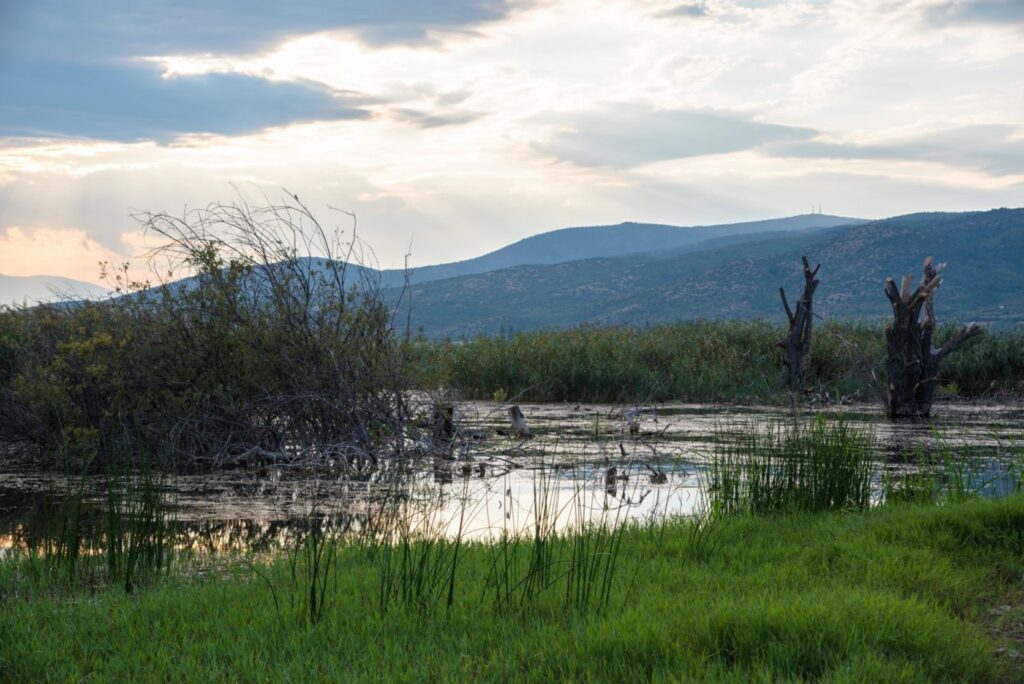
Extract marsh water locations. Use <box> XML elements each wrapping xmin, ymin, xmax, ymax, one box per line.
<box><xmin>2</xmin><ymin>401</ymin><xmax>1022</xmax><ymax>555</ymax></box>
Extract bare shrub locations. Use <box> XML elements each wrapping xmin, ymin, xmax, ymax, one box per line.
<box><xmin>0</xmin><ymin>194</ymin><xmax>412</xmax><ymax>470</ymax></box>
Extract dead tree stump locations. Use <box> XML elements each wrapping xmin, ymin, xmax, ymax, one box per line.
<box><xmin>431</xmin><ymin>402</ymin><xmax>455</xmax><ymax>442</ymax></box>
<box><xmin>778</xmin><ymin>256</ymin><xmax>820</xmax><ymax>392</ymax></box>
<box><xmin>884</xmin><ymin>257</ymin><xmax>982</xmax><ymax>419</ymax></box>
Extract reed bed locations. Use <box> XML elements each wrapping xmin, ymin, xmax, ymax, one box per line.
<box><xmin>420</xmin><ymin>320</ymin><xmax>1024</xmax><ymax>404</ymax></box>
<box><xmin>883</xmin><ymin>431</ymin><xmax>1024</xmax><ymax>506</ymax></box>
<box><xmin>482</xmin><ymin>451</ymin><xmax>634</xmax><ymax>616</ymax></box>
<box><xmin>374</xmin><ymin>485</ymin><xmax>469</xmax><ymax>616</ymax></box>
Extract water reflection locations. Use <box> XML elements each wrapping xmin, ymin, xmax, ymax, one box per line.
<box><xmin>1</xmin><ymin>401</ymin><xmax>1021</xmax><ymax>556</ymax></box>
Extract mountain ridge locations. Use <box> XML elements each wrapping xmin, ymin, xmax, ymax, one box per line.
<box><xmin>2</xmin><ymin>213</ymin><xmax>865</xmax><ymax>301</ymax></box>
<box><xmin>377</xmin><ymin>213</ymin><xmax>865</xmax><ymax>287</ymax></box>
<box><xmin>0</xmin><ymin>274</ymin><xmax>108</xmax><ymax>306</ymax></box>
<box><xmin>9</xmin><ymin>209</ymin><xmax>1019</xmax><ymax>339</ymax></box>
<box><xmin>393</xmin><ymin>208</ymin><xmax>1024</xmax><ymax>338</ymax></box>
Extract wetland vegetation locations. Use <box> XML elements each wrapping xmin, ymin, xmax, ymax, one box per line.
<box><xmin>2</xmin><ymin>198</ymin><xmax>1023</xmax><ymax>680</ymax></box>
<box><xmin>4</xmin><ymin>409</ymin><xmax>1024</xmax><ymax>680</ymax></box>
<box><xmin>4</xmin><ymin>493</ymin><xmax>1024</xmax><ymax>681</ymax></box>
<box><xmin>427</xmin><ymin>321</ymin><xmax>1024</xmax><ymax>405</ymax></box>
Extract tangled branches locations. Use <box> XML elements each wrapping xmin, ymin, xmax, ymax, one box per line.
<box><xmin>0</xmin><ymin>193</ymin><xmax>413</xmax><ymax>470</ymax></box>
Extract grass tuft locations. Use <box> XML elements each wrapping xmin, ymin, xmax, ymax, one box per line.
<box><xmin>708</xmin><ymin>416</ymin><xmax>874</xmax><ymax>515</ymax></box>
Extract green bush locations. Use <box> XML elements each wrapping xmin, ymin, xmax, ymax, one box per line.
<box><xmin>0</xmin><ymin>199</ymin><xmax>411</xmax><ymax>470</ymax></box>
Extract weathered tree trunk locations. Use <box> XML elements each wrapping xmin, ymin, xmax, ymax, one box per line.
<box><xmin>884</xmin><ymin>257</ymin><xmax>982</xmax><ymax>419</ymax></box>
<box><xmin>778</xmin><ymin>256</ymin><xmax>820</xmax><ymax>392</ymax></box>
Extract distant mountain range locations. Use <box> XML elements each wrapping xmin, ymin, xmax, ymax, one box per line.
<box><xmin>389</xmin><ymin>208</ymin><xmax>1024</xmax><ymax>338</ymax></box>
<box><xmin>1</xmin><ymin>213</ymin><xmax>861</xmax><ymax>303</ymax></box>
<box><xmin>0</xmin><ymin>274</ymin><xmax>108</xmax><ymax>306</ymax></box>
<box><xmin>5</xmin><ymin>209</ymin><xmax>1022</xmax><ymax>337</ymax></box>
<box><xmin>377</xmin><ymin>214</ymin><xmax>863</xmax><ymax>288</ymax></box>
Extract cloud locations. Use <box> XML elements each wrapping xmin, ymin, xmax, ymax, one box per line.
<box><xmin>0</xmin><ymin>168</ymin><xmax>224</xmax><ymax>253</ymax></box>
<box><xmin>0</xmin><ymin>58</ymin><xmax>368</xmax><ymax>142</ymax></box>
<box><xmin>0</xmin><ymin>164</ymin><xmax>459</xmax><ymax>269</ymax></box>
<box><xmin>0</xmin><ymin>226</ymin><xmax>121</xmax><ymax>283</ymax></box>
<box><xmin>767</xmin><ymin>125</ymin><xmax>1024</xmax><ymax>175</ymax></box>
<box><xmin>0</xmin><ymin>1</ymin><xmax>518</xmax><ymax>142</ymax></box>
<box><xmin>3</xmin><ymin>0</ymin><xmax>1024</xmax><ymax>282</ymax></box>
<box><xmin>657</xmin><ymin>2</ymin><xmax>708</xmax><ymax>19</ymax></box>
<box><xmin>924</xmin><ymin>0</ymin><xmax>1024</xmax><ymax>27</ymax></box>
<box><xmin>0</xmin><ymin>1</ymin><xmax>523</xmax><ymax>61</ymax></box>
<box><xmin>537</xmin><ymin>104</ymin><xmax>815</xmax><ymax>168</ymax></box>
<box><xmin>390</xmin><ymin>108</ymin><xmax>486</xmax><ymax>128</ymax></box>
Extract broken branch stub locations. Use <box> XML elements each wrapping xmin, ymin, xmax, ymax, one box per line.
<box><xmin>778</xmin><ymin>256</ymin><xmax>820</xmax><ymax>392</ymax></box>
<box><xmin>508</xmin><ymin>405</ymin><xmax>532</xmax><ymax>439</ymax></box>
<box><xmin>883</xmin><ymin>257</ymin><xmax>983</xmax><ymax>419</ymax></box>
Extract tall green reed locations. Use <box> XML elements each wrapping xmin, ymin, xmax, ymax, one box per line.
<box><xmin>416</xmin><ymin>321</ymin><xmax>1024</xmax><ymax>404</ymax></box>
<box><xmin>883</xmin><ymin>433</ymin><xmax>1012</xmax><ymax>506</ymax></box>
<box><xmin>483</xmin><ymin>448</ymin><xmax>631</xmax><ymax>615</ymax></box>
<box><xmin>287</xmin><ymin>513</ymin><xmax>337</xmax><ymax>625</ymax></box>
<box><xmin>27</xmin><ymin>444</ymin><xmax>176</xmax><ymax>591</ymax></box>
<box><xmin>375</xmin><ymin>480</ymin><xmax>469</xmax><ymax>616</ymax></box>
<box><xmin>683</xmin><ymin>491</ymin><xmax>726</xmax><ymax>561</ymax></box>
<box><xmin>102</xmin><ymin>466</ymin><xmax>176</xmax><ymax>592</ymax></box>
<box><xmin>1005</xmin><ymin>435</ymin><xmax>1024</xmax><ymax>494</ymax></box>
<box><xmin>708</xmin><ymin>416</ymin><xmax>874</xmax><ymax>515</ymax></box>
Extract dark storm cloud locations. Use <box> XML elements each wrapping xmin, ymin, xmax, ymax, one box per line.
<box><xmin>538</xmin><ymin>104</ymin><xmax>815</xmax><ymax>168</ymax></box>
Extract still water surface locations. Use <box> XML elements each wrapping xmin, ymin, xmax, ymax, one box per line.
<box><xmin>1</xmin><ymin>401</ymin><xmax>1021</xmax><ymax>554</ymax></box>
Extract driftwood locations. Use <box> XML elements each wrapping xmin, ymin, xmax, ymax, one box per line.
<box><xmin>884</xmin><ymin>257</ymin><xmax>982</xmax><ymax>419</ymax></box>
<box><xmin>778</xmin><ymin>256</ymin><xmax>820</xmax><ymax>392</ymax></box>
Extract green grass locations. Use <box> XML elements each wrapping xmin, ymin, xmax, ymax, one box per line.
<box><xmin>3</xmin><ymin>497</ymin><xmax>1024</xmax><ymax>681</ymax></box>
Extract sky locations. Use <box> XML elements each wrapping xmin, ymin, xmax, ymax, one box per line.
<box><xmin>0</xmin><ymin>0</ymin><xmax>1022</xmax><ymax>283</ymax></box>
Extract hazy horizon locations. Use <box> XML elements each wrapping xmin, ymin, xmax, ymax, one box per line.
<box><xmin>1</xmin><ymin>209</ymin><xmax>867</xmax><ymax>288</ymax></box>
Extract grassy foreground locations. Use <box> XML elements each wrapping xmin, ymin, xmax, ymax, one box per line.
<box><xmin>3</xmin><ymin>497</ymin><xmax>1024</xmax><ymax>682</ymax></box>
